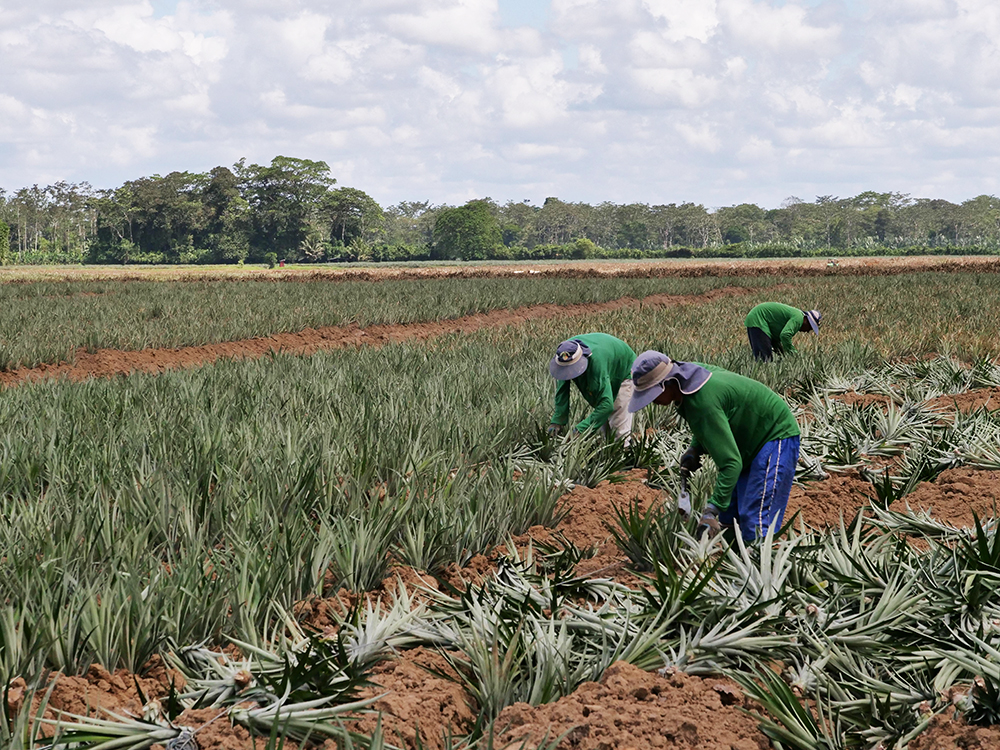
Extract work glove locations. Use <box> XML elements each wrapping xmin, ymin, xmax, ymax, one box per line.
<box><xmin>680</xmin><ymin>447</ymin><xmax>703</xmax><ymax>473</ymax></box>
<box><xmin>547</xmin><ymin>423</ymin><xmax>564</xmax><ymax>437</ymax></box>
<box><xmin>697</xmin><ymin>504</ymin><xmax>722</xmax><ymax>540</ymax></box>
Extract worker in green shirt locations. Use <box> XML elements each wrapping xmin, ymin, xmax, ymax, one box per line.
<box><xmin>628</xmin><ymin>350</ymin><xmax>801</xmax><ymax>541</ymax></box>
<box><xmin>745</xmin><ymin>302</ymin><xmax>821</xmax><ymax>361</ymax></box>
<box><xmin>548</xmin><ymin>333</ymin><xmax>637</xmax><ymax>443</ymax></box>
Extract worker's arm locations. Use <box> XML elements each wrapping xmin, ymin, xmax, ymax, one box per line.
<box><xmin>778</xmin><ymin>315</ymin><xmax>800</xmax><ymax>354</ymax></box>
<box><xmin>552</xmin><ymin>379</ymin><xmax>571</xmax><ymax>426</ymax></box>
<box><xmin>689</xmin><ymin>410</ymin><xmax>742</xmax><ymax>511</ymax></box>
<box><xmin>575</xmin><ymin>376</ymin><xmax>614</xmax><ymax>432</ymax></box>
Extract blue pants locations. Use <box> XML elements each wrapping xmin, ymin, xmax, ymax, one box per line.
<box><xmin>719</xmin><ymin>436</ymin><xmax>800</xmax><ymax>541</ymax></box>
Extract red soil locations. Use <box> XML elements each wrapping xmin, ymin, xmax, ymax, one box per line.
<box><xmin>5</xmin><ymin>255</ymin><xmax>999</xmax><ymax>283</ymax></box>
<box><xmin>909</xmin><ymin>713</ymin><xmax>1000</xmax><ymax>750</ymax></box>
<box><xmin>11</xmin><ymin>467</ymin><xmax>1000</xmax><ymax>748</ymax></box>
<box><xmin>904</xmin><ymin>468</ymin><xmax>1000</xmax><ymax>527</ymax></box>
<box><xmin>354</xmin><ymin>648</ymin><xmax>476</xmax><ymax>749</ymax></box>
<box><xmin>785</xmin><ymin>467</ymin><xmax>1000</xmax><ymax>530</ymax></box>
<box><xmin>0</xmin><ymin>285</ymin><xmax>757</xmax><ymax>388</ymax></box>
<box><xmin>928</xmin><ymin>387</ymin><xmax>1000</xmax><ymax>412</ymax></box>
<box><xmin>511</xmin><ymin>469</ymin><xmax>662</xmax><ymax>589</ymax></box>
<box><xmin>786</xmin><ymin>472</ymin><xmax>877</xmax><ymax>528</ymax></box>
<box><xmin>833</xmin><ymin>387</ymin><xmax>1000</xmax><ymax>412</ymax></box>
<box><xmin>832</xmin><ymin>391</ymin><xmax>894</xmax><ymax>408</ymax></box>
<box><xmin>495</xmin><ymin>661</ymin><xmax>768</xmax><ymax>750</ymax></box>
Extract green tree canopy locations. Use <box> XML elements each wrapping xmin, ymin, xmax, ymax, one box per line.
<box><xmin>235</xmin><ymin>156</ymin><xmax>335</xmax><ymax>261</ymax></box>
<box><xmin>323</xmin><ymin>187</ymin><xmax>384</xmax><ymax>246</ymax></box>
<box><xmin>432</xmin><ymin>200</ymin><xmax>502</xmax><ymax>260</ymax></box>
<box><xmin>0</xmin><ymin>218</ymin><xmax>10</xmax><ymax>265</ymax></box>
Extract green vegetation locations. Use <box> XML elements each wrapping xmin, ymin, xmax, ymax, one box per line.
<box><xmin>3</xmin><ymin>162</ymin><xmax>1000</xmax><ymax>264</ymax></box>
<box><xmin>431</xmin><ymin>200</ymin><xmax>502</xmax><ymax>260</ymax></box>
<box><xmin>0</xmin><ymin>219</ymin><xmax>10</xmax><ymax>265</ymax></box>
<box><xmin>5</xmin><ymin>272</ymin><xmax>1000</xmax><ymax>747</ymax></box>
<box><xmin>0</xmin><ymin>274</ymin><xmax>774</xmax><ymax>370</ymax></box>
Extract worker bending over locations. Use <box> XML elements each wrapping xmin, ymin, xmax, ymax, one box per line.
<box><xmin>628</xmin><ymin>351</ymin><xmax>800</xmax><ymax>541</ymax></box>
<box><xmin>548</xmin><ymin>333</ymin><xmax>636</xmax><ymax>443</ymax></box>
<box><xmin>744</xmin><ymin>302</ymin><xmax>821</xmax><ymax>362</ymax></box>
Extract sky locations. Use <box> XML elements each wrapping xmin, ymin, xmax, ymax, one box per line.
<box><xmin>1</xmin><ymin>0</ymin><xmax>999</xmax><ymax>209</ymax></box>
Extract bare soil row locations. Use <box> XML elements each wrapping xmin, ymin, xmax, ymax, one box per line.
<box><xmin>4</xmin><ymin>255</ymin><xmax>1000</xmax><ymax>283</ymax></box>
<box><xmin>11</xmin><ymin>463</ymin><xmax>1000</xmax><ymax>749</ymax></box>
<box><xmin>0</xmin><ymin>285</ymin><xmax>760</xmax><ymax>388</ymax></box>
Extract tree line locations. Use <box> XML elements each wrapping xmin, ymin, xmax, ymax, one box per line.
<box><xmin>2</xmin><ymin>155</ymin><xmax>999</xmax><ymax>265</ymax></box>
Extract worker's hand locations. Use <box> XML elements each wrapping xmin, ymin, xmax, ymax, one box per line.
<box><xmin>697</xmin><ymin>505</ymin><xmax>722</xmax><ymax>540</ymax></box>
<box><xmin>547</xmin><ymin>423</ymin><xmax>564</xmax><ymax>437</ymax></box>
<box><xmin>680</xmin><ymin>448</ymin><xmax>702</xmax><ymax>473</ymax></box>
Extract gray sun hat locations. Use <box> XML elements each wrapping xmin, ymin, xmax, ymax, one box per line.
<box><xmin>549</xmin><ymin>339</ymin><xmax>593</xmax><ymax>380</ymax></box>
<box><xmin>804</xmin><ymin>309</ymin><xmax>822</xmax><ymax>335</ymax></box>
<box><xmin>628</xmin><ymin>350</ymin><xmax>713</xmax><ymax>413</ymax></box>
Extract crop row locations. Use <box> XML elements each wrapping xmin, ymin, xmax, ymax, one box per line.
<box><xmin>1</xmin><ymin>273</ymin><xmax>997</xmax><ymax>671</ymax></box>
<box><xmin>0</xmin><ymin>275</ymin><xmax>775</xmax><ymax>370</ymax></box>
<box><xmin>4</xmin><ymin>273</ymin><xmax>1000</xmax><ymax>747</ymax></box>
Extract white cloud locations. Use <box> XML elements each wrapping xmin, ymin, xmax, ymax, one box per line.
<box><xmin>631</xmin><ymin>68</ymin><xmax>719</xmax><ymax>107</ymax></box>
<box><xmin>302</xmin><ymin>48</ymin><xmax>354</xmax><ymax>85</ymax></box>
<box><xmin>675</xmin><ymin>121</ymin><xmax>721</xmax><ymax>152</ymax></box>
<box><xmin>487</xmin><ymin>52</ymin><xmax>601</xmax><ymax>128</ymax></box>
<box><xmin>275</xmin><ymin>12</ymin><xmax>329</xmax><ymax>61</ymax></box>
<box><xmin>629</xmin><ymin>31</ymin><xmax>713</xmax><ymax>69</ymax></box>
<box><xmin>737</xmin><ymin>135</ymin><xmax>775</xmax><ymax>162</ymax></box>
<box><xmin>0</xmin><ymin>0</ymin><xmax>999</xmax><ymax>209</ymax></box>
<box><xmin>578</xmin><ymin>44</ymin><xmax>607</xmax><ymax>74</ymax></box>
<box><xmin>642</xmin><ymin>0</ymin><xmax>718</xmax><ymax>42</ymax></box>
<box><xmin>384</xmin><ymin>0</ymin><xmax>500</xmax><ymax>53</ymax></box>
<box><xmin>891</xmin><ymin>84</ymin><xmax>922</xmax><ymax>110</ymax></box>
<box><xmin>721</xmin><ymin>0</ymin><xmax>840</xmax><ymax>53</ymax></box>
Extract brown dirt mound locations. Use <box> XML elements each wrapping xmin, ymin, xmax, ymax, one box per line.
<box><xmin>833</xmin><ymin>387</ymin><xmax>1000</xmax><ymax>413</ymax></box>
<box><xmin>787</xmin><ymin>472</ymin><xmax>877</xmax><ymax>529</ymax></box>
<box><xmin>786</xmin><ymin>467</ymin><xmax>1000</xmax><ymax>531</ymax></box>
<box><xmin>353</xmin><ymin>647</ymin><xmax>476</xmax><ymax>750</ymax></box>
<box><xmin>512</xmin><ymin>469</ymin><xmax>662</xmax><ymax>588</ymax></box>
<box><xmin>928</xmin><ymin>387</ymin><xmax>1000</xmax><ymax>412</ymax></box>
<box><xmin>832</xmin><ymin>391</ymin><xmax>894</xmax><ymax>408</ymax></box>
<box><xmin>5</xmin><ymin>659</ymin><xmax>183</xmax><ymax>721</ymax></box>
<box><xmin>170</xmin><ymin>707</ymin><xmax>256</xmax><ymax>750</ymax></box>
<box><xmin>5</xmin><ymin>658</ymin><xmax>189</xmax><ymax>743</ymax></box>
<box><xmin>909</xmin><ymin>713</ymin><xmax>1000</xmax><ymax>750</ymax></box>
<box><xmin>12</xmin><ymin>467</ymin><xmax>1000</xmax><ymax>750</ymax></box>
<box><xmin>494</xmin><ymin>661</ymin><xmax>768</xmax><ymax>750</ymax></box>
<box><xmin>5</xmin><ymin>255</ymin><xmax>1000</xmax><ymax>284</ymax></box>
<box><xmin>0</xmin><ymin>285</ymin><xmax>757</xmax><ymax>388</ymax></box>
<box><xmin>430</xmin><ymin>470</ymin><xmax>661</xmax><ymax>592</ymax></box>
<box><xmin>902</xmin><ymin>468</ymin><xmax>1000</xmax><ymax>527</ymax></box>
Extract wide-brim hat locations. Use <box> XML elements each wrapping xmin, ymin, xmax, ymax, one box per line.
<box><xmin>804</xmin><ymin>309</ymin><xmax>822</xmax><ymax>335</ymax></box>
<box><xmin>628</xmin><ymin>350</ymin><xmax>712</xmax><ymax>413</ymax></box>
<box><xmin>549</xmin><ymin>339</ymin><xmax>592</xmax><ymax>380</ymax></box>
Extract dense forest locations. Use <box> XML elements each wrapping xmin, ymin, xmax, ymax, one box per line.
<box><xmin>1</xmin><ymin>155</ymin><xmax>999</xmax><ymax>265</ymax></box>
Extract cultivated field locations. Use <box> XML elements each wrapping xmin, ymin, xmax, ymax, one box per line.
<box><xmin>3</xmin><ymin>260</ymin><xmax>1000</xmax><ymax>749</ymax></box>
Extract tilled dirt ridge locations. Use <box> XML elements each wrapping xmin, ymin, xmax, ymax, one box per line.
<box><xmin>0</xmin><ymin>285</ymin><xmax>758</xmax><ymax>388</ymax></box>
<box><xmin>10</xmin><ymin>467</ymin><xmax>1000</xmax><ymax>748</ymax></box>
<box><xmin>4</xmin><ymin>255</ymin><xmax>1000</xmax><ymax>283</ymax></box>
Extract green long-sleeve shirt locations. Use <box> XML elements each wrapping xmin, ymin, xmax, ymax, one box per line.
<box><xmin>678</xmin><ymin>366</ymin><xmax>800</xmax><ymax>511</ymax></box>
<box><xmin>744</xmin><ymin>302</ymin><xmax>805</xmax><ymax>354</ymax></box>
<box><xmin>552</xmin><ymin>333</ymin><xmax>637</xmax><ymax>433</ymax></box>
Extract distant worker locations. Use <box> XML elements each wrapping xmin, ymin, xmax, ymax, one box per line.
<box><xmin>548</xmin><ymin>333</ymin><xmax>637</xmax><ymax>443</ymax></box>
<box><xmin>744</xmin><ymin>302</ymin><xmax>821</xmax><ymax>362</ymax></box>
<box><xmin>628</xmin><ymin>351</ymin><xmax>800</xmax><ymax>541</ymax></box>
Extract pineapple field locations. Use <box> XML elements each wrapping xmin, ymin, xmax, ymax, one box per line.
<box><xmin>4</xmin><ymin>262</ymin><xmax>1000</xmax><ymax>749</ymax></box>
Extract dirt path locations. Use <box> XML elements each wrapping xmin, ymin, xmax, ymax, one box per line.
<box><xmin>3</xmin><ymin>255</ymin><xmax>1000</xmax><ymax>283</ymax></box>
<box><xmin>1</xmin><ymin>285</ymin><xmax>759</xmax><ymax>388</ymax></box>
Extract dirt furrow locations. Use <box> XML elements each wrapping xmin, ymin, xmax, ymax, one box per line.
<box><xmin>2</xmin><ymin>285</ymin><xmax>759</xmax><ymax>388</ymax></box>
<box><xmin>5</xmin><ymin>254</ymin><xmax>1000</xmax><ymax>283</ymax></box>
